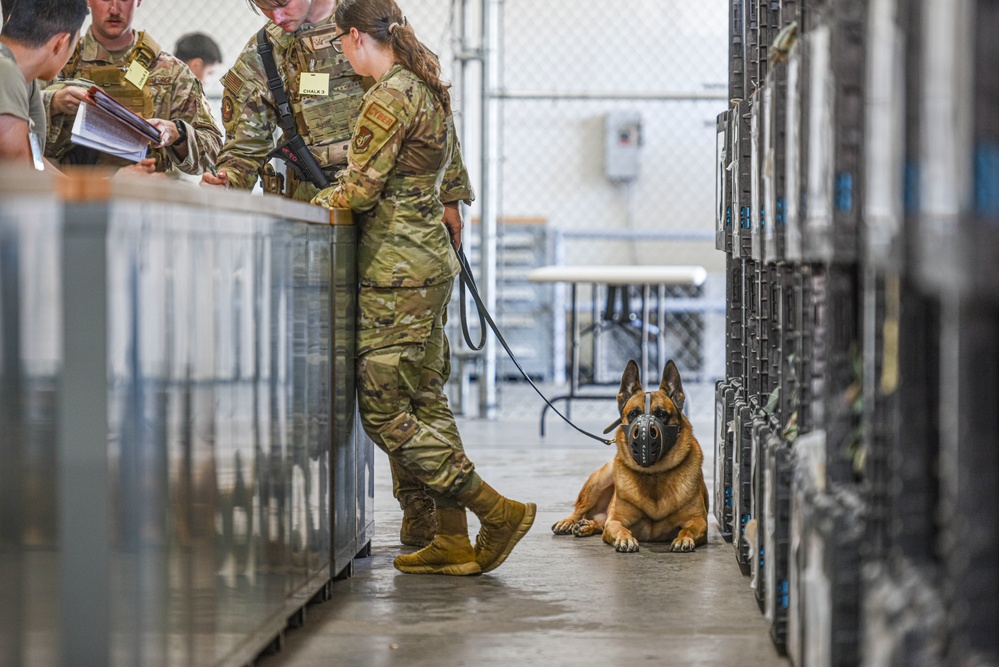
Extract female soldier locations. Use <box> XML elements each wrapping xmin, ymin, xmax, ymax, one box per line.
<box><xmin>312</xmin><ymin>0</ymin><xmax>535</xmax><ymax>576</ymax></box>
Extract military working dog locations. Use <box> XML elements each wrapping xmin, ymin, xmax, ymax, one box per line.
<box><xmin>552</xmin><ymin>359</ymin><xmax>709</xmax><ymax>552</ymax></box>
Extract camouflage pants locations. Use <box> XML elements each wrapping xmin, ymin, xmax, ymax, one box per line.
<box><xmin>357</xmin><ymin>281</ymin><xmax>475</xmax><ymax>502</ymax></box>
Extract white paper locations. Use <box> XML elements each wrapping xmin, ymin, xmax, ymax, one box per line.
<box><xmin>70</xmin><ymin>101</ymin><xmax>149</xmax><ymax>162</ymax></box>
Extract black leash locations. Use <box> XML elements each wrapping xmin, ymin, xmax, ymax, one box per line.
<box><xmin>452</xmin><ymin>242</ymin><xmax>614</xmax><ymax>446</ymax></box>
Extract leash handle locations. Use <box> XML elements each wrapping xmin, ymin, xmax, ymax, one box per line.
<box><xmin>452</xmin><ymin>243</ymin><xmax>614</xmax><ymax>446</ymax></box>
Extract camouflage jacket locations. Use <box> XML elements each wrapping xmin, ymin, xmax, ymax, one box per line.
<box><xmin>43</xmin><ymin>29</ymin><xmax>221</xmax><ymax>174</ymax></box>
<box><xmin>312</xmin><ymin>64</ymin><xmax>475</xmax><ymax>288</ymax></box>
<box><xmin>216</xmin><ymin>16</ymin><xmax>366</xmax><ymax>201</ymax></box>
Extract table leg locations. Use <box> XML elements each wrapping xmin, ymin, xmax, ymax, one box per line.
<box><xmin>658</xmin><ymin>283</ymin><xmax>667</xmax><ymax>376</ymax></box>
<box><xmin>570</xmin><ymin>282</ymin><xmax>580</xmax><ymax>419</ymax></box>
<box><xmin>642</xmin><ymin>283</ymin><xmax>651</xmax><ymax>385</ymax></box>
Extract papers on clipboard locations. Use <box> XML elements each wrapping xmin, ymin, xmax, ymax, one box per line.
<box><xmin>70</xmin><ymin>86</ymin><xmax>161</xmax><ymax>162</ymax></box>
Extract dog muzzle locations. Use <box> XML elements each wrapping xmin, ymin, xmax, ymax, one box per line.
<box><xmin>627</xmin><ymin>394</ymin><xmax>679</xmax><ymax>468</ymax></box>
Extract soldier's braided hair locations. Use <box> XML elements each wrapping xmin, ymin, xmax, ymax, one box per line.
<box><xmin>335</xmin><ymin>0</ymin><xmax>451</xmax><ymax>115</ymax></box>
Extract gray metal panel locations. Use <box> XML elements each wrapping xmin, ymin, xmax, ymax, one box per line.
<box><xmin>0</xmin><ymin>173</ymin><xmax>362</xmax><ymax>667</ymax></box>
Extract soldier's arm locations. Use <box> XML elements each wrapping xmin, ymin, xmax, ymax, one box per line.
<box><xmin>160</xmin><ymin>63</ymin><xmax>222</xmax><ymax>175</ymax></box>
<box><xmin>213</xmin><ymin>50</ymin><xmax>280</xmax><ymax>191</ymax></box>
<box><xmin>440</xmin><ymin>125</ymin><xmax>475</xmax><ymax>206</ymax></box>
<box><xmin>0</xmin><ymin>115</ymin><xmax>33</xmax><ymax>165</ymax></box>
<box><xmin>312</xmin><ymin>89</ymin><xmax>406</xmax><ymax>211</ymax></box>
<box><xmin>41</xmin><ymin>79</ymin><xmax>90</xmax><ymax>159</ymax></box>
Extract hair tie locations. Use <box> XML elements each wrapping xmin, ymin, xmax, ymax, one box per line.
<box><xmin>388</xmin><ymin>16</ymin><xmax>408</xmax><ymax>34</ymax></box>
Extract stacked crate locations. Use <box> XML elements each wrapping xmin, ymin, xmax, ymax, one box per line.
<box><xmin>715</xmin><ymin>0</ymin><xmax>999</xmax><ymax>662</ymax></box>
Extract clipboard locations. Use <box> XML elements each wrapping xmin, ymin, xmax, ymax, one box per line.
<box><xmin>86</xmin><ymin>86</ymin><xmax>161</xmax><ymax>143</ymax></box>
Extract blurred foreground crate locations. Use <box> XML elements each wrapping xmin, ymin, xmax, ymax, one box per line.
<box><xmin>714</xmin><ymin>380</ymin><xmax>737</xmax><ymax>538</ymax></box>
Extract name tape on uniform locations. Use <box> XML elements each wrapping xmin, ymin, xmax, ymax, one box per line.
<box><xmin>300</xmin><ymin>72</ymin><xmax>330</xmax><ymax>96</ymax></box>
<box><xmin>364</xmin><ymin>102</ymin><xmax>397</xmax><ymax>131</ymax></box>
<box><xmin>125</xmin><ymin>60</ymin><xmax>150</xmax><ymax>90</ymax></box>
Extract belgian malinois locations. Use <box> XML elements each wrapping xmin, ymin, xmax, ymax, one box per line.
<box><xmin>552</xmin><ymin>359</ymin><xmax>709</xmax><ymax>552</ymax></box>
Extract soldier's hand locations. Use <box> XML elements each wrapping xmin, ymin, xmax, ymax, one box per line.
<box><xmin>51</xmin><ymin>86</ymin><xmax>89</xmax><ymax>115</ymax></box>
<box><xmin>442</xmin><ymin>202</ymin><xmax>464</xmax><ymax>251</ymax></box>
<box><xmin>201</xmin><ymin>168</ymin><xmax>231</xmax><ymax>188</ymax></box>
<box><xmin>147</xmin><ymin>118</ymin><xmax>180</xmax><ymax>148</ymax></box>
<box><xmin>115</xmin><ymin>158</ymin><xmax>157</xmax><ymax>177</ymax></box>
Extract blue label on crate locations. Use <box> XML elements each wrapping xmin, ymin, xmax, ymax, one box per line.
<box><xmin>904</xmin><ymin>161</ymin><xmax>919</xmax><ymax>214</ymax></box>
<box><xmin>975</xmin><ymin>141</ymin><xmax>999</xmax><ymax>221</ymax></box>
<box><xmin>776</xmin><ymin>197</ymin><xmax>785</xmax><ymax>226</ymax></box>
<box><xmin>779</xmin><ymin>580</ymin><xmax>789</xmax><ymax>608</ymax></box>
<box><xmin>835</xmin><ymin>171</ymin><xmax>854</xmax><ymax>212</ymax></box>
<box><xmin>760</xmin><ymin>205</ymin><xmax>766</xmax><ymax>229</ymax></box>
<box><xmin>726</xmin><ymin>205</ymin><xmax>732</xmax><ymax>229</ymax></box>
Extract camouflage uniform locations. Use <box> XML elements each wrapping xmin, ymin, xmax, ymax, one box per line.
<box><xmin>216</xmin><ymin>17</ymin><xmax>367</xmax><ymax>201</ymax></box>
<box><xmin>313</xmin><ymin>63</ymin><xmax>477</xmax><ymax>506</ymax></box>
<box><xmin>43</xmin><ymin>29</ymin><xmax>221</xmax><ymax>174</ymax></box>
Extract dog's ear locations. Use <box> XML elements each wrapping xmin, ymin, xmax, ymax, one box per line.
<box><xmin>618</xmin><ymin>359</ymin><xmax>642</xmax><ymax>414</ymax></box>
<box><xmin>660</xmin><ymin>359</ymin><xmax>685</xmax><ymax>414</ymax></box>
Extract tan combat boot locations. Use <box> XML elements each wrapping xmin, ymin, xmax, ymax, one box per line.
<box><xmin>399</xmin><ymin>495</ymin><xmax>436</xmax><ymax>548</ymax></box>
<box><xmin>460</xmin><ymin>482</ymin><xmax>537</xmax><ymax>573</ymax></box>
<box><xmin>393</xmin><ymin>507</ymin><xmax>481</xmax><ymax>576</ymax></box>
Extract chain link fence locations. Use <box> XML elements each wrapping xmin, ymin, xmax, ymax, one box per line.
<box><xmin>115</xmin><ymin>0</ymin><xmax>727</xmax><ymax>419</ymax></box>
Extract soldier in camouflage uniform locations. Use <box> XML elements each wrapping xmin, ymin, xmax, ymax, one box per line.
<box><xmin>43</xmin><ymin>0</ymin><xmax>220</xmax><ymax>174</ymax></box>
<box><xmin>202</xmin><ymin>0</ymin><xmax>439</xmax><ymax>549</ymax></box>
<box><xmin>312</xmin><ymin>0</ymin><xmax>536</xmax><ymax>576</ymax></box>
<box><xmin>202</xmin><ymin>0</ymin><xmax>364</xmax><ymax>202</ymax></box>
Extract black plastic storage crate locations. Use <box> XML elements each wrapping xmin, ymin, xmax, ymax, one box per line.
<box><xmin>860</xmin><ymin>267</ymin><xmax>891</xmax><ymax>556</ymax></box>
<box><xmin>790</xmin><ymin>478</ymin><xmax>866</xmax><ymax>667</ymax></box>
<box><xmin>726</xmin><ymin>255</ymin><xmax>745</xmax><ymax>381</ymax></box>
<box><xmin>787</xmin><ymin>429</ymin><xmax>826</xmax><ymax>667</ymax></box>
<box><xmin>914</xmin><ymin>0</ymin><xmax>999</xmax><ymax>304</ymax></box>
<box><xmin>743</xmin><ymin>259</ymin><xmax>760</xmax><ymax>397</ymax></box>
<box><xmin>732</xmin><ymin>101</ymin><xmax>754</xmax><ymax>260</ymax></box>
<box><xmin>860</xmin><ymin>561</ymin><xmax>946</xmax><ymax>667</ymax></box>
<box><xmin>938</xmin><ymin>306</ymin><xmax>999</xmax><ymax>666</ymax></box>
<box><xmin>714</xmin><ymin>379</ymin><xmax>737</xmax><ymax>539</ymax></box>
<box><xmin>731</xmin><ymin>0</ymin><xmax>746</xmax><ymax>102</ymax></box>
<box><xmin>808</xmin><ymin>265</ymin><xmax>861</xmax><ymax>485</ymax></box>
<box><xmin>891</xmin><ymin>289</ymin><xmax>939</xmax><ymax>567</ymax></box>
<box><xmin>801</xmin><ymin>0</ymin><xmax>865</xmax><ymax>264</ymax></box>
<box><xmin>764</xmin><ymin>432</ymin><xmax>791</xmax><ymax>654</ymax></box>
<box><xmin>792</xmin><ymin>265</ymin><xmax>814</xmax><ymax>436</ymax></box>
<box><xmin>862</xmin><ymin>0</ymin><xmax>910</xmax><ymax>273</ymax></box>
<box><xmin>731</xmin><ymin>397</ymin><xmax>754</xmax><ymax>575</ymax></box>
<box><xmin>758</xmin><ymin>264</ymin><xmax>779</xmax><ymax>401</ymax></box>
<box><xmin>750</xmin><ymin>90</ymin><xmax>766</xmax><ymax>262</ymax></box>
<box><xmin>783</xmin><ymin>36</ymin><xmax>807</xmax><ymax>263</ymax></box>
<box><xmin>717</xmin><ymin>110</ymin><xmax>733</xmax><ymax>253</ymax></box>
<box><xmin>763</xmin><ymin>63</ymin><xmax>788</xmax><ymax>265</ymax></box>
<box><xmin>751</xmin><ymin>417</ymin><xmax>773</xmax><ymax>613</ymax></box>
<box><xmin>775</xmin><ymin>266</ymin><xmax>797</xmax><ymax>431</ymax></box>
<box><xmin>745</xmin><ymin>0</ymin><xmax>761</xmax><ymax>93</ymax></box>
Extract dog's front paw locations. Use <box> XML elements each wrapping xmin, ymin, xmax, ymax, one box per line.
<box><xmin>613</xmin><ymin>535</ymin><xmax>640</xmax><ymax>553</ymax></box>
<box><xmin>551</xmin><ymin>518</ymin><xmax>577</xmax><ymax>535</ymax></box>
<box><xmin>670</xmin><ymin>535</ymin><xmax>696</xmax><ymax>552</ymax></box>
<box><xmin>572</xmin><ymin>519</ymin><xmax>601</xmax><ymax>537</ymax></box>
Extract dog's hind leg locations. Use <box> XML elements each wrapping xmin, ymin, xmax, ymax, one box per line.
<box><xmin>551</xmin><ymin>461</ymin><xmax>614</xmax><ymax>535</ymax></box>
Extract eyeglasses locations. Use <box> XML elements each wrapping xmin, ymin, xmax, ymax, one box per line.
<box><xmin>330</xmin><ymin>28</ymin><xmax>350</xmax><ymax>53</ymax></box>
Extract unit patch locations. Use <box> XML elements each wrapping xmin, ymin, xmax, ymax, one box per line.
<box><xmin>354</xmin><ymin>126</ymin><xmax>374</xmax><ymax>153</ymax></box>
<box><xmin>364</xmin><ymin>102</ymin><xmax>397</xmax><ymax>131</ymax></box>
<box><xmin>221</xmin><ymin>95</ymin><xmax>234</xmax><ymax>123</ymax></box>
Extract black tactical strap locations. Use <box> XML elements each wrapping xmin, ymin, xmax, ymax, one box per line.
<box><xmin>452</xmin><ymin>242</ymin><xmax>614</xmax><ymax>446</ymax></box>
<box><xmin>256</xmin><ymin>29</ymin><xmax>297</xmax><ymax>137</ymax></box>
<box><xmin>256</xmin><ymin>29</ymin><xmax>332</xmax><ymax>189</ymax></box>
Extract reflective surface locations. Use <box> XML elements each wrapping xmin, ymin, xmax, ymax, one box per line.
<box><xmin>0</xmin><ymin>172</ymin><xmax>371</xmax><ymax>667</ymax></box>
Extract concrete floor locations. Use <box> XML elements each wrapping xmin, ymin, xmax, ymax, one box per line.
<box><xmin>260</xmin><ymin>397</ymin><xmax>789</xmax><ymax>667</ymax></box>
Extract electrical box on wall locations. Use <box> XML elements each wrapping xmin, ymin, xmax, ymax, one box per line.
<box><xmin>604</xmin><ymin>111</ymin><xmax>642</xmax><ymax>182</ymax></box>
